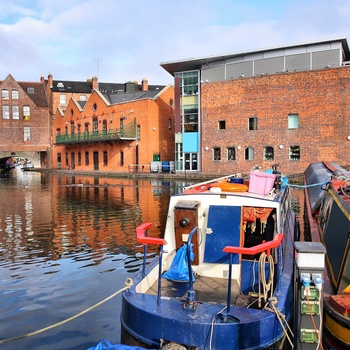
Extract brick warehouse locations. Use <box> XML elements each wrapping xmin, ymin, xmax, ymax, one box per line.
<box><xmin>161</xmin><ymin>38</ymin><xmax>350</xmax><ymax>175</ymax></box>
<box><xmin>0</xmin><ymin>74</ymin><xmax>50</xmax><ymax>168</ymax></box>
<box><xmin>52</xmin><ymin>83</ymin><xmax>175</xmax><ymax>172</ymax></box>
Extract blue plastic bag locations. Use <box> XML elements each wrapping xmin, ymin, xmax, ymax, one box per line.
<box><xmin>162</xmin><ymin>244</ymin><xmax>195</xmax><ymax>282</ymax></box>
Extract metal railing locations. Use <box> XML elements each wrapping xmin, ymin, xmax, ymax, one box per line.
<box><xmin>55</xmin><ymin>120</ymin><xmax>136</xmax><ymax>145</ymax></box>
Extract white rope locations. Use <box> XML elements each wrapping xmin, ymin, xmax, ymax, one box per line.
<box><xmin>0</xmin><ymin>278</ymin><xmax>133</xmax><ymax>344</ymax></box>
<box><xmin>258</xmin><ymin>252</ymin><xmax>274</xmax><ymax>308</ymax></box>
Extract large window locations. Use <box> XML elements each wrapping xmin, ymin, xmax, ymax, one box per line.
<box><xmin>12</xmin><ymin>105</ymin><xmax>19</xmax><ymax>119</ymax></box>
<box><xmin>85</xmin><ymin>152</ymin><xmax>89</xmax><ymax>166</ymax></box>
<box><xmin>183</xmin><ymin>104</ymin><xmax>198</xmax><ymax>132</ymax></box>
<box><xmin>2</xmin><ymin>89</ymin><xmax>9</xmax><ymax>99</ymax></box>
<box><xmin>2</xmin><ymin>105</ymin><xmax>9</xmax><ymax>119</ymax></box>
<box><xmin>12</xmin><ymin>90</ymin><xmax>19</xmax><ymax>99</ymax></box>
<box><xmin>59</xmin><ymin>94</ymin><xmax>66</xmax><ymax>105</ymax></box>
<box><xmin>24</xmin><ymin>126</ymin><xmax>31</xmax><ymax>141</ymax></box>
<box><xmin>288</xmin><ymin>114</ymin><xmax>299</xmax><ymax>129</ymax></box>
<box><xmin>182</xmin><ymin>71</ymin><xmax>198</xmax><ymax>96</ymax></box>
<box><xmin>92</xmin><ymin>118</ymin><xmax>98</xmax><ymax>133</ymax></box>
<box><xmin>23</xmin><ymin>106</ymin><xmax>30</xmax><ymax>120</ymax></box>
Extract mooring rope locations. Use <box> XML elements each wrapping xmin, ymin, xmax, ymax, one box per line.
<box><xmin>264</xmin><ymin>297</ymin><xmax>294</xmax><ymax>348</ymax></box>
<box><xmin>0</xmin><ymin>278</ymin><xmax>133</xmax><ymax>344</ymax></box>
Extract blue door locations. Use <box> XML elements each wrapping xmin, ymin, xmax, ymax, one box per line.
<box><xmin>204</xmin><ymin>205</ymin><xmax>241</xmax><ymax>264</ymax></box>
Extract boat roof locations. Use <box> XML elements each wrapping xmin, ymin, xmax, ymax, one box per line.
<box><xmin>304</xmin><ymin>162</ymin><xmax>350</xmax><ymax>215</ymax></box>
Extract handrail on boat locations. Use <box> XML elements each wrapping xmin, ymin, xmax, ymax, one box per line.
<box><xmin>136</xmin><ymin>223</ymin><xmax>166</xmax><ymax>304</ymax></box>
<box><xmin>222</xmin><ymin>233</ymin><xmax>284</xmax><ymax>257</ymax></box>
<box><xmin>222</xmin><ymin>233</ymin><xmax>284</xmax><ymax>315</ymax></box>
<box><xmin>136</xmin><ymin>222</ymin><xmax>167</xmax><ymax>246</ymax></box>
<box><xmin>185</xmin><ymin>227</ymin><xmax>198</xmax><ymax>306</ymax></box>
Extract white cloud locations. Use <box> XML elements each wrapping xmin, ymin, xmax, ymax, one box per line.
<box><xmin>0</xmin><ymin>0</ymin><xmax>349</xmax><ymax>85</ymax></box>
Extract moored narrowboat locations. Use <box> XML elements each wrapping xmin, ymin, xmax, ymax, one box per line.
<box><xmin>121</xmin><ymin>168</ymin><xmax>298</xmax><ymax>349</ymax></box>
<box><xmin>304</xmin><ymin>161</ymin><xmax>350</xmax><ymax>349</ymax></box>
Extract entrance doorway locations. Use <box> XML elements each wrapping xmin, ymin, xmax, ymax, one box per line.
<box><xmin>184</xmin><ymin>153</ymin><xmax>198</xmax><ymax>171</ymax></box>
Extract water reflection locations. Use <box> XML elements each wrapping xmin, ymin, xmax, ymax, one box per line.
<box><xmin>0</xmin><ymin>169</ymin><xmax>184</xmax><ymax>350</ymax></box>
<box><xmin>0</xmin><ymin>169</ymin><xmax>303</xmax><ymax>350</ymax></box>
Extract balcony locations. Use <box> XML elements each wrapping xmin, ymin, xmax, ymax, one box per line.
<box><xmin>55</xmin><ymin>120</ymin><xmax>136</xmax><ymax>145</ymax></box>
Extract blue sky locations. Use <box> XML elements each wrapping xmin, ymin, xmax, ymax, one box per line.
<box><xmin>0</xmin><ymin>0</ymin><xmax>349</xmax><ymax>85</ymax></box>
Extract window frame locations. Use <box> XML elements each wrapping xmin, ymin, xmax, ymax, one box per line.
<box><xmin>24</xmin><ymin>126</ymin><xmax>31</xmax><ymax>141</ymax></box>
<box><xmin>2</xmin><ymin>105</ymin><xmax>10</xmax><ymax>119</ymax></box>
<box><xmin>213</xmin><ymin>147</ymin><xmax>221</xmax><ymax>161</ymax></box>
<box><xmin>248</xmin><ymin>116</ymin><xmax>258</xmax><ymax>131</ymax></box>
<box><xmin>288</xmin><ymin>114</ymin><xmax>299</xmax><ymax>129</ymax></box>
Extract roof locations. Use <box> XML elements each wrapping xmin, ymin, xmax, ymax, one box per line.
<box><xmin>160</xmin><ymin>38</ymin><xmax>350</xmax><ymax>76</ymax></box>
<box><xmin>47</xmin><ymin>79</ymin><xmax>165</xmax><ymax>95</ymax></box>
<box><xmin>103</xmin><ymin>89</ymin><xmax>163</xmax><ymax>104</ymax></box>
<box><xmin>18</xmin><ymin>82</ymin><xmax>49</xmax><ymax>108</ymax></box>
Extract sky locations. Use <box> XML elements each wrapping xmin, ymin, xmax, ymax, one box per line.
<box><xmin>0</xmin><ymin>0</ymin><xmax>349</xmax><ymax>85</ymax></box>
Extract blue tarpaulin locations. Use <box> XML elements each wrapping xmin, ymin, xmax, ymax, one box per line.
<box><xmin>87</xmin><ymin>339</ymin><xmax>148</xmax><ymax>350</ymax></box>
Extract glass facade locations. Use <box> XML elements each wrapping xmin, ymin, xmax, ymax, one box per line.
<box><xmin>174</xmin><ymin>70</ymin><xmax>200</xmax><ymax>172</ymax></box>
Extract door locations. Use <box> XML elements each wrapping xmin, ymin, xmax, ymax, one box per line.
<box><xmin>93</xmin><ymin>151</ymin><xmax>99</xmax><ymax>170</ymax></box>
<box><xmin>204</xmin><ymin>205</ymin><xmax>241</xmax><ymax>264</ymax></box>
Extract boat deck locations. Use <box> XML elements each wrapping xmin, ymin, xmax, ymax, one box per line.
<box><xmin>147</xmin><ymin>275</ymin><xmax>258</xmax><ymax>307</ymax></box>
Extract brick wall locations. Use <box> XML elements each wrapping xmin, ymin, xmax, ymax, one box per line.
<box><xmin>201</xmin><ymin>67</ymin><xmax>350</xmax><ymax>175</ymax></box>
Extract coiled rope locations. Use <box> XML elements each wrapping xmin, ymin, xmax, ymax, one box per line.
<box><xmin>258</xmin><ymin>252</ymin><xmax>274</xmax><ymax>308</ymax></box>
<box><xmin>0</xmin><ymin>278</ymin><xmax>133</xmax><ymax>344</ymax></box>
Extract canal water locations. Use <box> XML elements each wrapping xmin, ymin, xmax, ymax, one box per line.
<box><xmin>0</xmin><ymin>169</ymin><xmax>303</xmax><ymax>350</ymax></box>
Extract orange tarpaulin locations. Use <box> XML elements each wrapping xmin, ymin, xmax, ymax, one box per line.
<box><xmin>242</xmin><ymin>207</ymin><xmax>273</xmax><ymax>233</ymax></box>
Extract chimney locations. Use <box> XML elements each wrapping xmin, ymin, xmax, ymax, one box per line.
<box><xmin>92</xmin><ymin>76</ymin><xmax>98</xmax><ymax>90</ymax></box>
<box><xmin>48</xmin><ymin>72</ymin><xmax>53</xmax><ymax>88</ymax></box>
<box><xmin>40</xmin><ymin>75</ymin><xmax>45</xmax><ymax>83</ymax></box>
<box><xmin>142</xmin><ymin>78</ymin><xmax>148</xmax><ymax>91</ymax></box>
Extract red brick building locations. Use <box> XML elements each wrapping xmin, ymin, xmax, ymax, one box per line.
<box><xmin>52</xmin><ymin>82</ymin><xmax>175</xmax><ymax>172</ymax></box>
<box><xmin>0</xmin><ymin>74</ymin><xmax>50</xmax><ymax>168</ymax></box>
<box><xmin>161</xmin><ymin>38</ymin><xmax>350</xmax><ymax>175</ymax></box>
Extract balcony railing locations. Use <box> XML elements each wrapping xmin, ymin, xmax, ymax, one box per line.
<box><xmin>55</xmin><ymin>120</ymin><xmax>136</xmax><ymax>145</ymax></box>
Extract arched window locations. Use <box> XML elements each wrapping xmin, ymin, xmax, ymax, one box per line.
<box><xmin>245</xmin><ymin>147</ymin><xmax>254</xmax><ymax>160</ymax></box>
